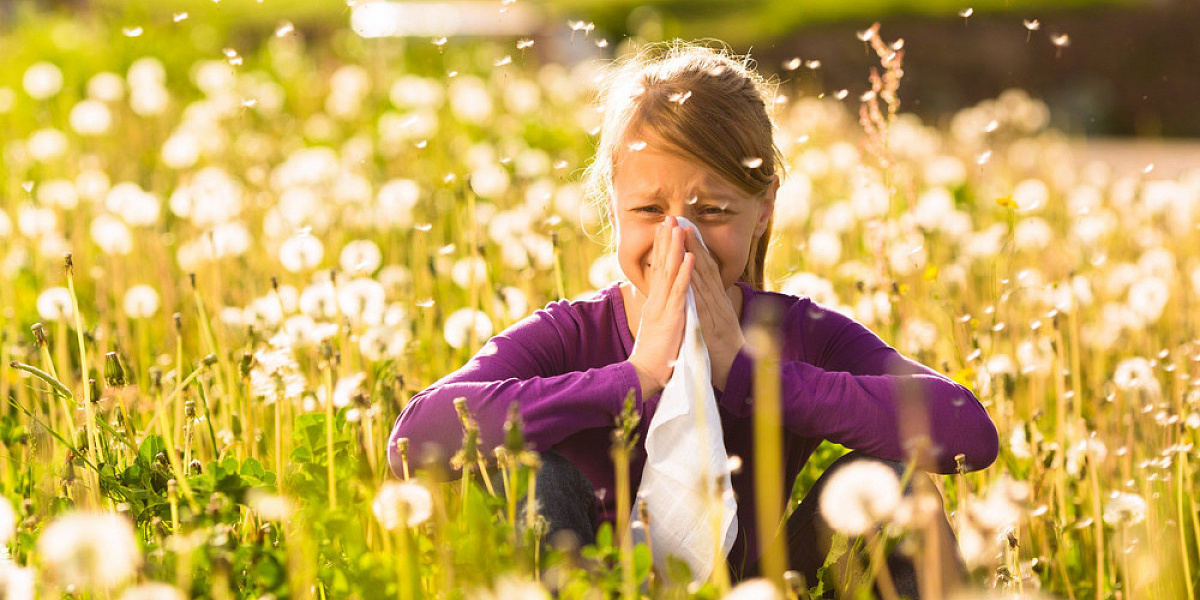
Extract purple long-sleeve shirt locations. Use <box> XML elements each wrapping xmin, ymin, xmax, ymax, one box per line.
<box><xmin>389</xmin><ymin>281</ymin><xmax>998</xmax><ymax>570</ymax></box>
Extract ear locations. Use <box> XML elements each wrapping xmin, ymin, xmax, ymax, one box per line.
<box><xmin>754</xmin><ymin>175</ymin><xmax>779</xmax><ymax>238</ymax></box>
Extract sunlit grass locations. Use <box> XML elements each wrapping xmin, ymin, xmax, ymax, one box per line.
<box><xmin>0</xmin><ymin>7</ymin><xmax>1197</xmax><ymax>600</ymax></box>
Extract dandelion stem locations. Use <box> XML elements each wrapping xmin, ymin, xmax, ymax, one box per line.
<box><xmin>325</xmin><ymin>367</ymin><xmax>338</xmax><ymax>510</ymax></box>
<box><xmin>749</xmin><ymin>315</ymin><xmax>787</xmax><ymax>586</ymax></box>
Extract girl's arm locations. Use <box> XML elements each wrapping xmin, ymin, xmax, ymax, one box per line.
<box><xmin>718</xmin><ymin>299</ymin><xmax>998</xmax><ymax>474</ymax></box>
<box><xmin>387</xmin><ymin>299</ymin><xmax>642</xmax><ymax>479</ymax></box>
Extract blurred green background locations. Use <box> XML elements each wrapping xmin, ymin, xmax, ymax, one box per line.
<box><xmin>3</xmin><ymin>0</ymin><xmax>1198</xmax><ymax>136</ymax></box>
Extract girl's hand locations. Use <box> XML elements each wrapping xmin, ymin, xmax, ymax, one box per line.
<box><xmin>628</xmin><ymin>217</ymin><xmax>694</xmax><ymax>399</ymax></box>
<box><xmin>683</xmin><ymin>227</ymin><xmax>746</xmax><ymax>392</ymax></box>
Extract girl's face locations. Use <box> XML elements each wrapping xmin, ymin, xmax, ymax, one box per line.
<box><xmin>611</xmin><ymin>129</ymin><xmax>777</xmax><ymax>297</ymax></box>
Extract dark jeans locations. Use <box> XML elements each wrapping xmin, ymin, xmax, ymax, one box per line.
<box><xmin>500</xmin><ymin>450</ymin><xmax>967</xmax><ymax>598</ymax></box>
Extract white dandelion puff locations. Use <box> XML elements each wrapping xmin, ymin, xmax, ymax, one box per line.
<box><xmin>0</xmin><ymin>498</ymin><xmax>15</xmax><ymax>545</ymax></box>
<box><xmin>339</xmin><ymin>239</ymin><xmax>383</xmax><ymax>275</ymax></box>
<box><xmin>23</xmin><ymin>62</ymin><xmax>64</xmax><ymax>100</ymax></box>
<box><xmin>69</xmin><ymin>100</ymin><xmax>113</xmax><ymax>136</ymax></box>
<box><xmin>723</xmin><ymin>578</ymin><xmax>783</xmax><ymax>600</ymax></box>
<box><xmin>444</xmin><ymin>308</ymin><xmax>493</xmax><ymax>350</ymax></box>
<box><xmin>90</xmin><ymin>214</ymin><xmax>133</xmax><ymax>256</ymax></box>
<box><xmin>249</xmin><ymin>346</ymin><xmax>307</xmax><ymax>401</ymax></box>
<box><xmin>36</xmin><ymin>287</ymin><xmax>74</xmax><ymax>321</ymax></box>
<box><xmin>123</xmin><ymin>285</ymin><xmax>160</xmax><ymax>319</ymax></box>
<box><xmin>279</xmin><ymin>234</ymin><xmax>324</xmax><ymax>272</ymax></box>
<box><xmin>373</xmin><ymin>480</ymin><xmax>433</xmax><ymax>529</ymax></box>
<box><xmin>1103</xmin><ymin>493</ymin><xmax>1146</xmax><ymax>526</ymax></box>
<box><xmin>818</xmin><ymin>461</ymin><xmax>901</xmax><ymax>536</ymax></box>
<box><xmin>119</xmin><ymin>583</ymin><xmax>186</xmax><ymax>600</ymax></box>
<box><xmin>37</xmin><ymin>512</ymin><xmax>142</xmax><ymax>591</ymax></box>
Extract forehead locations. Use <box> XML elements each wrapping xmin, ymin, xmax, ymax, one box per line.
<box><xmin>613</xmin><ymin>129</ymin><xmax>745</xmax><ymax>200</ymax></box>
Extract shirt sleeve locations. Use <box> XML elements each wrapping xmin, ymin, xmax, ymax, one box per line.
<box><xmin>387</xmin><ymin>299</ymin><xmax>642</xmax><ymax>479</ymax></box>
<box><xmin>718</xmin><ymin>297</ymin><xmax>998</xmax><ymax>474</ymax></box>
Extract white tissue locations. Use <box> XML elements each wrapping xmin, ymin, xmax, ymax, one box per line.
<box><xmin>632</xmin><ymin>216</ymin><xmax>738</xmax><ymax>583</ymax></box>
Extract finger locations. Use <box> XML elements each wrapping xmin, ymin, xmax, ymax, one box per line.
<box><xmin>662</xmin><ymin>225</ymin><xmax>686</xmax><ymax>287</ymax></box>
<box><xmin>670</xmin><ymin>252</ymin><xmax>695</xmax><ymax>305</ymax></box>
<box><xmin>650</xmin><ymin>222</ymin><xmax>668</xmax><ymax>295</ymax></box>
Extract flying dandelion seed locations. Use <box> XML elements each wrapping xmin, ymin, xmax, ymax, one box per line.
<box><xmin>668</xmin><ymin>90</ymin><xmax>692</xmax><ymax>104</ymax></box>
<box><xmin>494</xmin><ymin>56</ymin><xmax>513</xmax><ymax>67</ymax></box>
<box><xmin>596</xmin><ymin>38</ymin><xmax>608</xmax><ymax>48</ymax></box>
<box><xmin>860</xmin><ymin>90</ymin><xmax>876</xmax><ymax>102</ymax></box>
<box><xmin>834</xmin><ymin>89</ymin><xmax>849</xmax><ymax>100</ymax></box>
<box><xmin>628</xmin><ymin>140</ymin><xmax>647</xmax><ymax>152</ymax></box>
<box><xmin>805</xmin><ymin>59</ymin><xmax>821</xmax><ymax>69</ymax></box>
<box><xmin>122</xmin><ymin>27</ymin><xmax>143</xmax><ymax>37</ymax></box>
<box><xmin>1142</xmin><ymin>163</ymin><xmax>1155</xmax><ymax>174</ymax></box>
<box><xmin>984</xmin><ymin>119</ymin><xmax>1000</xmax><ymax>132</ymax></box>
<box><xmin>1051</xmin><ymin>33</ymin><xmax>1070</xmax><ymax>57</ymax></box>
<box><xmin>568</xmin><ymin>20</ymin><xmax>595</xmax><ymax>33</ymax></box>
<box><xmin>414</xmin><ymin>223</ymin><xmax>433</xmax><ymax>231</ymax></box>
<box><xmin>173</xmin><ymin>12</ymin><xmax>188</xmax><ymax>22</ymax></box>
<box><xmin>742</xmin><ymin>157</ymin><xmax>764</xmax><ymax>169</ymax></box>
<box><xmin>275</xmin><ymin>21</ymin><xmax>295</xmax><ymax>37</ymax></box>
<box><xmin>517</xmin><ymin>39</ymin><xmax>535</xmax><ymax>50</ymax></box>
<box><xmin>856</xmin><ymin>28</ymin><xmax>875</xmax><ymax>42</ymax></box>
<box><xmin>1024</xmin><ymin>19</ymin><xmax>1041</xmax><ymax>31</ymax></box>
<box><xmin>959</xmin><ymin>8</ymin><xmax>974</xmax><ymax>18</ymax></box>
<box><xmin>432</xmin><ymin>37</ymin><xmax>447</xmax><ymax>47</ymax></box>
<box><xmin>782</xmin><ymin>57</ymin><xmax>802</xmax><ymax>71</ymax></box>
<box><xmin>416</xmin><ymin>298</ymin><xmax>435</xmax><ymax>308</ymax></box>
<box><xmin>977</xmin><ymin>150</ymin><xmax>993</xmax><ymax>165</ymax></box>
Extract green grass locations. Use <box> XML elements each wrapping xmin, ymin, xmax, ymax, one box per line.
<box><xmin>0</xmin><ymin>6</ymin><xmax>1197</xmax><ymax>600</ymax></box>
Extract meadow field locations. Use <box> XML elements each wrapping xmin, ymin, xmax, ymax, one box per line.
<box><xmin>0</xmin><ymin>7</ymin><xmax>1197</xmax><ymax>599</ymax></box>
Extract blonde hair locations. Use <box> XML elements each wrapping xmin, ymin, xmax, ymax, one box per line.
<box><xmin>583</xmin><ymin>41</ymin><xmax>784</xmax><ymax>289</ymax></box>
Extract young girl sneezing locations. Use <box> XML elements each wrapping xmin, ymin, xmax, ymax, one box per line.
<box><xmin>388</xmin><ymin>42</ymin><xmax>999</xmax><ymax>594</ymax></box>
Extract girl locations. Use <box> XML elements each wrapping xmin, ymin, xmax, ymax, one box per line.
<box><xmin>388</xmin><ymin>43</ymin><xmax>999</xmax><ymax>592</ymax></box>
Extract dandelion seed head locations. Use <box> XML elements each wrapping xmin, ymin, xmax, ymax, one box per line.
<box><xmin>36</xmin><ymin>287</ymin><xmax>74</xmax><ymax>321</ymax></box>
<box><xmin>90</xmin><ymin>214</ymin><xmax>133</xmax><ymax>256</ymax></box>
<box><xmin>819</xmin><ymin>461</ymin><xmax>901</xmax><ymax>535</ymax></box>
<box><xmin>123</xmin><ymin>285</ymin><xmax>160</xmax><ymax>319</ymax></box>
<box><xmin>37</xmin><ymin>512</ymin><xmax>141</xmax><ymax>591</ymax></box>
<box><xmin>373</xmin><ymin>480</ymin><xmax>433</xmax><ymax>529</ymax></box>
<box><xmin>1103</xmin><ymin>492</ymin><xmax>1146</xmax><ymax>526</ymax></box>
<box><xmin>444</xmin><ymin>308</ymin><xmax>493</xmax><ymax>350</ymax></box>
<box><xmin>723</xmin><ymin>578</ymin><xmax>783</xmax><ymax>600</ymax></box>
<box><xmin>119</xmin><ymin>582</ymin><xmax>186</xmax><ymax>600</ymax></box>
<box><xmin>279</xmin><ymin>234</ymin><xmax>324</xmax><ymax>272</ymax></box>
<box><xmin>339</xmin><ymin>239</ymin><xmax>383</xmax><ymax>275</ymax></box>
